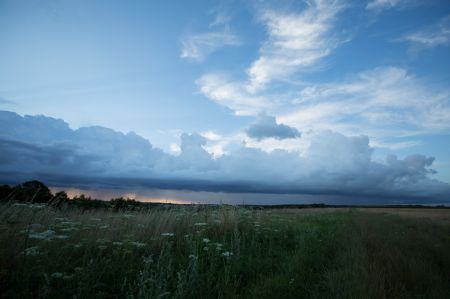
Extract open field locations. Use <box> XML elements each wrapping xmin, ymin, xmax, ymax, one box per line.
<box><xmin>1</xmin><ymin>202</ymin><xmax>449</xmax><ymax>298</ymax></box>
<box><xmin>358</xmin><ymin>208</ymin><xmax>450</xmax><ymax>224</ymax></box>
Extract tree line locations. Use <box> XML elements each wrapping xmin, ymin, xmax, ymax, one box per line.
<box><xmin>0</xmin><ymin>180</ymin><xmax>164</xmax><ymax>211</ymax></box>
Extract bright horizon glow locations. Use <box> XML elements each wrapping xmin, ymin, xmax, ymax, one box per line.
<box><xmin>52</xmin><ymin>187</ymin><xmax>190</xmax><ymax>205</ymax></box>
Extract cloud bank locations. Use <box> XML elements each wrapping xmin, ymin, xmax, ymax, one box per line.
<box><xmin>1</xmin><ymin>110</ymin><xmax>449</xmax><ymax>202</ymax></box>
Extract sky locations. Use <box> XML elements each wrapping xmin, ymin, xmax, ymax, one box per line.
<box><xmin>1</xmin><ymin>0</ymin><xmax>450</xmax><ymax>204</ymax></box>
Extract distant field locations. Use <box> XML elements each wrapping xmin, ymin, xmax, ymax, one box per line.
<box><xmin>1</xmin><ymin>203</ymin><xmax>449</xmax><ymax>298</ymax></box>
<box><xmin>359</xmin><ymin>207</ymin><xmax>450</xmax><ymax>224</ymax></box>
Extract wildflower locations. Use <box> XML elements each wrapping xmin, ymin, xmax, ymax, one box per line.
<box><xmin>24</xmin><ymin>246</ymin><xmax>41</xmax><ymax>256</ymax></box>
<box><xmin>130</xmin><ymin>241</ymin><xmax>147</xmax><ymax>248</ymax></box>
<box><xmin>202</xmin><ymin>238</ymin><xmax>210</xmax><ymax>243</ymax></box>
<box><xmin>98</xmin><ymin>245</ymin><xmax>108</xmax><ymax>250</ymax></box>
<box><xmin>113</xmin><ymin>241</ymin><xmax>123</xmax><ymax>246</ymax></box>
<box><xmin>161</xmin><ymin>233</ymin><xmax>174</xmax><ymax>237</ymax></box>
<box><xmin>51</xmin><ymin>272</ymin><xmax>63</xmax><ymax>279</ymax></box>
<box><xmin>143</xmin><ymin>256</ymin><xmax>153</xmax><ymax>264</ymax></box>
<box><xmin>194</xmin><ymin>222</ymin><xmax>208</xmax><ymax>226</ymax></box>
<box><xmin>29</xmin><ymin>230</ymin><xmax>55</xmax><ymax>240</ymax></box>
<box><xmin>222</xmin><ymin>251</ymin><xmax>233</xmax><ymax>257</ymax></box>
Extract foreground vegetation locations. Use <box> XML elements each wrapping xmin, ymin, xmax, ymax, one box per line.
<box><xmin>1</xmin><ymin>201</ymin><xmax>449</xmax><ymax>299</ymax></box>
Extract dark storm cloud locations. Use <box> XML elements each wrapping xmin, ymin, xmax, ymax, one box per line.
<box><xmin>0</xmin><ymin>138</ymin><xmax>105</xmax><ymax>174</ymax></box>
<box><xmin>0</xmin><ymin>110</ymin><xmax>449</xmax><ymax>201</ymax></box>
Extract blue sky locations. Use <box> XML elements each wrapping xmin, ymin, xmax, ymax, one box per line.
<box><xmin>1</xmin><ymin>0</ymin><xmax>450</xmax><ymax>203</ymax></box>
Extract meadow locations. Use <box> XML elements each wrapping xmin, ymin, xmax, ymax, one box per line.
<box><xmin>1</xmin><ymin>202</ymin><xmax>449</xmax><ymax>298</ymax></box>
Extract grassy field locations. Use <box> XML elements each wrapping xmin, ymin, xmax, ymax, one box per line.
<box><xmin>0</xmin><ymin>202</ymin><xmax>449</xmax><ymax>298</ymax></box>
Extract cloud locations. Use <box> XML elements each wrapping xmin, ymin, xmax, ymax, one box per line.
<box><xmin>1</xmin><ymin>110</ymin><xmax>449</xmax><ymax>201</ymax></box>
<box><xmin>400</xmin><ymin>15</ymin><xmax>450</xmax><ymax>51</ymax></box>
<box><xmin>280</xmin><ymin>66</ymin><xmax>450</xmax><ymax>141</ymax></box>
<box><xmin>180</xmin><ymin>31</ymin><xmax>240</xmax><ymax>61</ymax></box>
<box><xmin>201</xmin><ymin>130</ymin><xmax>222</xmax><ymax>141</ymax></box>
<box><xmin>170</xmin><ymin>143</ymin><xmax>181</xmax><ymax>155</ymax></box>
<box><xmin>197</xmin><ymin>0</ymin><xmax>348</xmax><ymax>116</ymax></box>
<box><xmin>366</xmin><ymin>0</ymin><xmax>407</xmax><ymax>11</ymax></box>
<box><xmin>177</xmin><ymin>133</ymin><xmax>217</xmax><ymax>171</ymax></box>
<box><xmin>0</xmin><ymin>111</ymin><xmax>166</xmax><ymax>177</ymax></box>
<box><xmin>0</xmin><ymin>138</ymin><xmax>104</xmax><ymax>175</ymax></box>
<box><xmin>246</xmin><ymin>0</ymin><xmax>345</xmax><ymax>92</ymax></box>
<box><xmin>197</xmin><ymin>73</ymin><xmax>271</xmax><ymax>115</ymax></box>
<box><xmin>181</xmin><ymin>8</ymin><xmax>240</xmax><ymax>61</ymax></box>
<box><xmin>209</xmin><ymin>9</ymin><xmax>232</xmax><ymax>28</ymax></box>
<box><xmin>246</xmin><ymin>113</ymin><xmax>301</xmax><ymax>140</ymax></box>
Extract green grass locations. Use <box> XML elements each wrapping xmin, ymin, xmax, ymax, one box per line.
<box><xmin>0</xmin><ymin>203</ymin><xmax>449</xmax><ymax>298</ymax></box>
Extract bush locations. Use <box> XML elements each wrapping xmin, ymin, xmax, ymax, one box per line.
<box><xmin>10</xmin><ymin>180</ymin><xmax>53</xmax><ymax>203</ymax></box>
<box><xmin>0</xmin><ymin>184</ymin><xmax>13</xmax><ymax>200</ymax></box>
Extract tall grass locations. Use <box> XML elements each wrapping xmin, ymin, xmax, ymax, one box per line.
<box><xmin>0</xmin><ymin>202</ymin><xmax>449</xmax><ymax>298</ymax></box>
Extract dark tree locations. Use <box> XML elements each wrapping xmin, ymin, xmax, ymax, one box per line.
<box><xmin>0</xmin><ymin>184</ymin><xmax>13</xmax><ymax>201</ymax></box>
<box><xmin>11</xmin><ymin>180</ymin><xmax>53</xmax><ymax>203</ymax></box>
